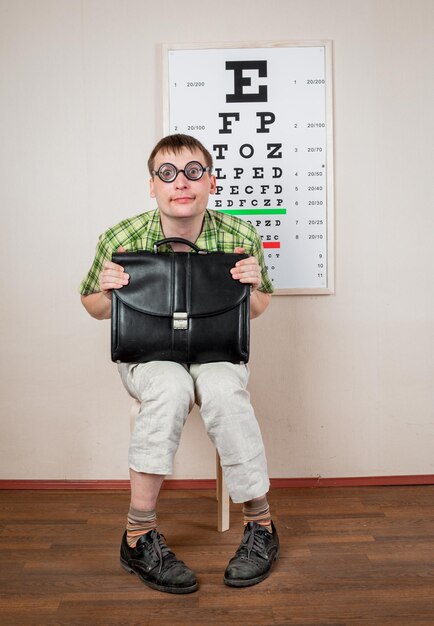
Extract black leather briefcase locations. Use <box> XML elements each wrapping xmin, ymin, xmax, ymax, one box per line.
<box><xmin>111</xmin><ymin>238</ymin><xmax>250</xmax><ymax>364</ymax></box>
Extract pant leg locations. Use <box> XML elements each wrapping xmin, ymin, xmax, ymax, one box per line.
<box><xmin>118</xmin><ymin>362</ymin><xmax>195</xmax><ymax>475</ymax></box>
<box><xmin>189</xmin><ymin>362</ymin><xmax>270</xmax><ymax>503</ymax></box>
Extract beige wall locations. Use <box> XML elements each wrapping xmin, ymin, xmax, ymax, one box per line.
<box><xmin>1</xmin><ymin>0</ymin><xmax>433</xmax><ymax>480</ymax></box>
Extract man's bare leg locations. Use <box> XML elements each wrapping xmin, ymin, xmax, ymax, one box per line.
<box><xmin>129</xmin><ymin>468</ymin><xmax>165</xmax><ymax>510</ymax></box>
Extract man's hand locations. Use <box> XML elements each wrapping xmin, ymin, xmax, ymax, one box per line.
<box><xmin>81</xmin><ymin>246</ymin><xmax>129</xmax><ymax>320</ymax></box>
<box><xmin>230</xmin><ymin>247</ymin><xmax>271</xmax><ymax>319</ymax></box>
<box><xmin>230</xmin><ymin>247</ymin><xmax>261</xmax><ymax>291</ymax></box>
<box><xmin>99</xmin><ymin>246</ymin><xmax>129</xmax><ymax>300</ymax></box>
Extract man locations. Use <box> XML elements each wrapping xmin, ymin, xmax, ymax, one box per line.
<box><xmin>80</xmin><ymin>133</ymin><xmax>279</xmax><ymax>594</ymax></box>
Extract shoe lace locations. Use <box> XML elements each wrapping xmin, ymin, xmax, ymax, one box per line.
<box><xmin>148</xmin><ymin>530</ymin><xmax>174</xmax><ymax>573</ymax></box>
<box><xmin>240</xmin><ymin>524</ymin><xmax>267</xmax><ymax>560</ymax></box>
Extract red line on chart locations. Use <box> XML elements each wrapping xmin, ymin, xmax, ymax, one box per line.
<box><xmin>262</xmin><ymin>242</ymin><xmax>281</xmax><ymax>249</ymax></box>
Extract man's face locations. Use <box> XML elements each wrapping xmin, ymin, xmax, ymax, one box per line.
<box><xmin>150</xmin><ymin>148</ymin><xmax>216</xmax><ymax>222</ymax></box>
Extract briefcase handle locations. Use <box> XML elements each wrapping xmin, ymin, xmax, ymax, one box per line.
<box><xmin>153</xmin><ymin>237</ymin><xmax>207</xmax><ymax>254</ymax></box>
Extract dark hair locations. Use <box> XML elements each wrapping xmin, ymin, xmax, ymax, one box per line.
<box><xmin>147</xmin><ymin>134</ymin><xmax>213</xmax><ymax>175</ymax></box>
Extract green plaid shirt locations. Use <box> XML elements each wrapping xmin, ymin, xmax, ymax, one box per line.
<box><xmin>79</xmin><ymin>208</ymin><xmax>274</xmax><ymax>295</ymax></box>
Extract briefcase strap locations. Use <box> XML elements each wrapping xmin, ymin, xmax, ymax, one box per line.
<box><xmin>153</xmin><ymin>237</ymin><xmax>207</xmax><ymax>254</ymax></box>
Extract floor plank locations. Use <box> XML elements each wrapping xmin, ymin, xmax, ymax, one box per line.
<box><xmin>1</xmin><ymin>486</ymin><xmax>434</xmax><ymax>625</ymax></box>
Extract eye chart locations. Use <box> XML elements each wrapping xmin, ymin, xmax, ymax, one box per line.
<box><xmin>163</xmin><ymin>42</ymin><xmax>334</xmax><ymax>294</ymax></box>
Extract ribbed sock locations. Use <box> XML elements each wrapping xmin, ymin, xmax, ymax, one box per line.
<box><xmin>243</xmin><ymin>495</ymin><xmax>272</xmax><ymax>533</ymax></box>
<box><xmin>126</xmin><ymin>506</ymin><xmax>157</xmax><ymax>548</ymax></box>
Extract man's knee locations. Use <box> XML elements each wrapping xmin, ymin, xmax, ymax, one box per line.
<box><xmin>192</xmin><ymin>362</ymin><xmax>249</xmax><ymax>409</ymax></box>
<box><xmin>132</xmin><ymin>361</ymin><xmax>195</xmax><ymax>411</ymax></box>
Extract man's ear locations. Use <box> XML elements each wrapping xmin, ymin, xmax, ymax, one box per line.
<box><xmin>149</xmin><ymin>177</ymin><xmax>156</xmax><ymax>198</ymax></box>
<box><xmin>209</xmin><ymin>174</ymin><xmax>217</xmax><ymax>195</ymax></box>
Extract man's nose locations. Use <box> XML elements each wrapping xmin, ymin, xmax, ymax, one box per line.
<box><xmin>175</xmin><ymin>171</ymin><xmax>189</xmax><ymax>187</ymax></box>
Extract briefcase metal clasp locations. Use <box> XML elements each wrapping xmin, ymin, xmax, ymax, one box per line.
<box><xmin>173</xmin><ymin>312</ymin><xmax>188</xmax><ymax>330</ymax></box>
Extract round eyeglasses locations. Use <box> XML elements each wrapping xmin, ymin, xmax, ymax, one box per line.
<box><xmin>152</xmin><ymin>161</ymin><xmax>211</xmax><ymax>183</ymax></box>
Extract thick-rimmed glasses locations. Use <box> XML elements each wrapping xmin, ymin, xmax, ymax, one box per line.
<box><xmin>152</xmin><ymin>161</ymin><xmax>211</xmax><ymax>183</ymax></box>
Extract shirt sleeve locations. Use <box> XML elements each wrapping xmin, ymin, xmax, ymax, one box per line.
<box><xmin>78</xmin><ymin>233</ymin><xmax>114</xmax><ymax>296</ymax></box>
<box><xmin>250</xmin><ymin>233</ymin><xmax>274</xmax><ymax>294</ymax></box>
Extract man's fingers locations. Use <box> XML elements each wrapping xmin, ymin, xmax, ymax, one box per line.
<box><xmin>101</xmin><ymin>281</ymin><xmax>125</xmax><ymax>291</ymax></box>
<box><xmin>101</xmin><ymin>272</ymin><xmax>129</xmax><ymax>286</ymax></box>
<box><xmin>103</xmin><ymin>259</ymin><xmax>125</xmax><ymax>272</ymax></box>
<box><xmin>230</xmin><ymin>255</ymin><xmax>261</xmax><ymax>289</ymax></box>
<box><xmin>233</xmin><ymin>257</ymin><xmax>259</xmax><ymax>272</ymax></box>
<box><xmin>102</xmin><ymin>266</ymin><xmax>128</xmax><ymax>279</ymax></box>
<box><xmin>100</xmin><ymin>261</ymin><xmax>129</xmax><ymax>293</ymax></box>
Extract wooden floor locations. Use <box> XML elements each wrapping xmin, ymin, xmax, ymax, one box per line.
<box><xmin>1</xmin><ymin>486</ymin><xmax>434</xmax><ymax>625</ymax></box>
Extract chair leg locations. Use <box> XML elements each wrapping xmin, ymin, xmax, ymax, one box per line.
<box><xmin>216</xmin><ymin>451</ymin><xmax>230</xmax><ymax>532</ymax></box>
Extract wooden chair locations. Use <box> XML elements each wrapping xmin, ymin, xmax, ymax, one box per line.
<box><xmin>130</xmin><ymin>400</ymin><xmax>230</xmax><ymax>532</ymax></box>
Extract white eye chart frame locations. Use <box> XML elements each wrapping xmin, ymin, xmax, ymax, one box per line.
<box><xmin>162</xmin><ymin>41</ymin><xmax>335</xmax><ymax>294</ymax></box>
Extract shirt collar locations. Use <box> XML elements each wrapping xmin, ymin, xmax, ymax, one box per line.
<box><xmin>148</xmin><ymin>208</ymin><xmax>218</xmax><ymax>252</ymax></box>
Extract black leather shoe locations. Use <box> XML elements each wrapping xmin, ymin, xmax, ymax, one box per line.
<box><xmin>120</xmin><ymin>530</ymin><xmax>198</xmax><ymax>594</ymax></box>
<box><xmin>224</xmin><ymin>521</ymin><xmax>279</xmax><ymax>587</ymax></box>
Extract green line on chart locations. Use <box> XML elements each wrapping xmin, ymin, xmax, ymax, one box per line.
<box><xmin>217</xmin><ymin>208</ymin><xmax>287</xmax><ymax>215</ymax></box>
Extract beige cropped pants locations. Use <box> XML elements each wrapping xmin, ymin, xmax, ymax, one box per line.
<box><xmin>118</xmin><ymin>361</ymin><xmax>270</xmax><ymax>503</ymax></box>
